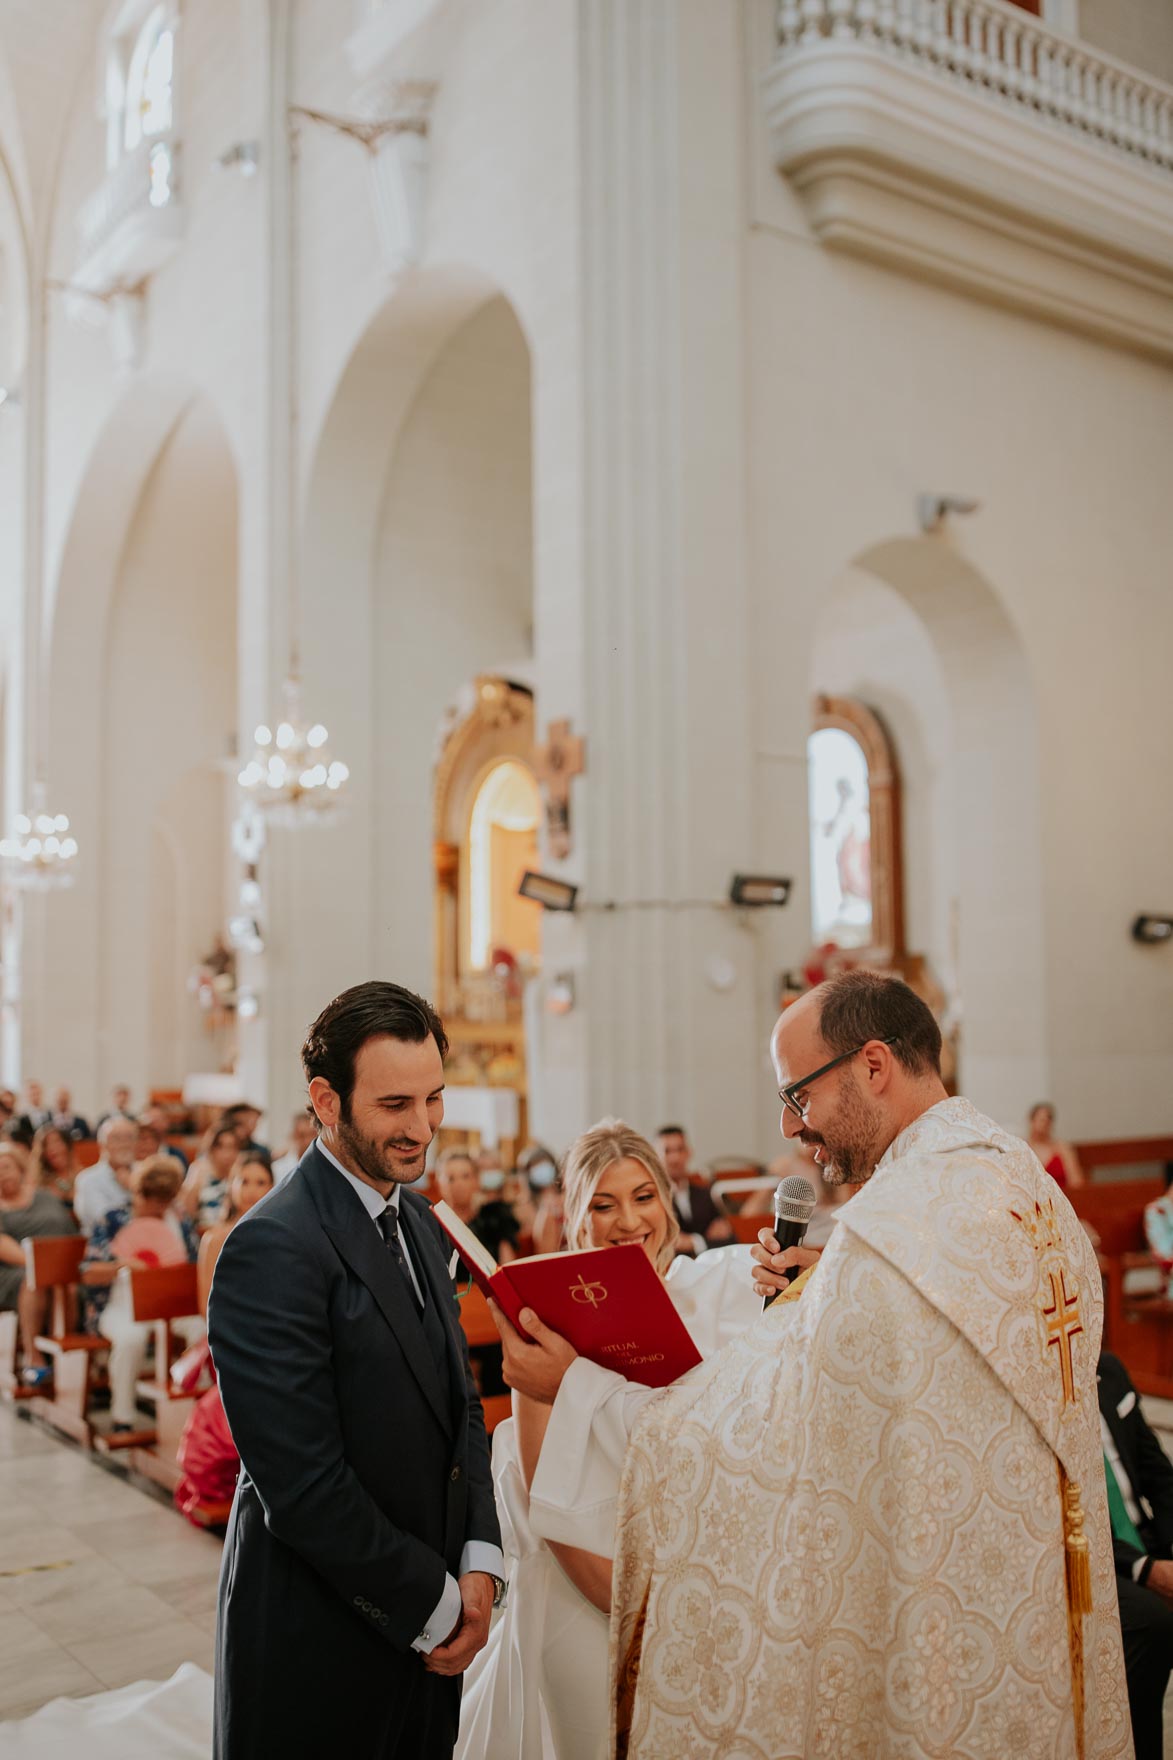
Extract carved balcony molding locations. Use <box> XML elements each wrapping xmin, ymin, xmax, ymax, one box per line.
<box><xmin>765</xmin><ymin>0</ymin><xmax>1173</xmax><ymax>361</ymax></box>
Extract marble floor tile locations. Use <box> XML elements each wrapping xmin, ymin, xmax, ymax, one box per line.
<box><xmin>108</xmin><ymin>1535</ymin><xmax>223</xmax><ymax>1590</ymax></box>
<box><xmin>0</xmin><ymin>1524</ymin><xmax>98</xmax><ymax>1576</ymax></box>
<box><xmin>0</xmin><ymin>1608</ymin><xmax>55</xmax><ymax>1663</ymax></box>
<box><xmin>154</xmin><ymin>1569</ymin><xmax>222</xmax><ymax>1622</ymax></box>
<box><xmin>27</xmin><ymin>1579</ymin><xmax>179</xmax><ymax>1648</ymax></box>
<box><xmin>0</xmin><ymin>1647</ymin><xmax>105</xmax><ymax>1720</ymax></box>
<box><xmin>64</xmin><ymin>1617</ymin><xmax>215</xmax><ymax>1692</ymax></box>
<box><xmin>71</xmin><ymin>1507</ymin><xmax>199</xmax><ymax>1558</ymax></box>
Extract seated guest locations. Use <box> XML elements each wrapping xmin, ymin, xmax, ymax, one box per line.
<box><xmin>178</xmin><ymin>1123</ymin><xmax>242</xmax><ymax>1228</ymax></box>
<box><xmin>1027</xmin><ymin>1100</ymin><xmax>1085</xmax><ymax>1189</ymax></box>
<box><xmin>270</xmin><ymin>1110</ymin><xmax>319</xmax><ymax>1183</ymax></box>
<box><xmin>16</xmin><ymin>1080</ymin><xmax>52</xmax><ymax>1138</ymax></box>
<box><xmin>73</xmin><ymin>1116</ymin><xmax>138</xmax><ymax>1234</ymax></box>
<box><xmin>219</xmin><ymin>1101</ymin><xmax>268</xmax><ymax>1157</ymax></box>
<box><xmin>657</xmin><ymin>1123</ymin><xmax>732</xmax><ymax>1253</ymax></box>
<box><xmin>0</xmin><ymin>1143</ymin><xmax>77</xmax><ymax>1389</ymax></box>
<box><xmin>140</xmin><ymin>1103</ymin><xmax>188</xmax><ymax>1170</ymax></box>
<box><xmin>50</xmin><ymin>1087</ymin><xmax>91</xmax><ymax>1141</ymax></box>
<box><xmin>82</xmin><ymin>1156</ymin><xmax>201</xmax><ymax>1434</ymax></box>
<box><xmin>95</xmin><ymin>1083</ymin><xmax>134</xmax><ymax>1131</ymax></box>
<box><xmin>524</xmin><ymin>1147</ymin><xmax>565</xmax><ymax>1257</ymax></box>
<box><xmin>0</xmin><ymin>1089</ymin><xmax>15</xmax><ymax>1127</ymax></box>
<box><xmin>436</xmin><ymin>1147</ymin><xmax>519</xmax><ymax>1265</ymax></box>
<box><xmin>29</xmin><ymin>1125</ymin><xmax>78</xmax><ymax>1205</ymax></box>
<box><xmin>1099</xmin><ymin>1350</ymin><xmax>1173</xmax><ymax>1760</ymax></box>
<box><xmin>174</xmin><ymin>1152</ymin><xmax>275</xmax><ymax>1527</ymax></box>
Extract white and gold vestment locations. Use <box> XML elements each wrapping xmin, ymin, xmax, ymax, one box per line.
<box><xmin>610</xmin><ymin>1099</ymin><xmax>1132</xmax><ymax>1759</ymax></box>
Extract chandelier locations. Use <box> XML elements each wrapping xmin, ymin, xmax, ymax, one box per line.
<box><xmin>0</xmin><ymin>784</ymin><xmax>79</xmax><ymax>889</ymax></box>
<box><xmin>236</xmin><ymin>674</ymin><xmax>349</xmax><ymax>823</ymax></box>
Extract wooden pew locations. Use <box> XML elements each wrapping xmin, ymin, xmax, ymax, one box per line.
<box><xmin>457</xmin><ymin>1285</ymin><xmax>510</xmax><ymax>1433</ymax></box>
<box><xmin>103</xmin><ymin>1262</ymin><xmax>202</xmax><ymax>1481</ymax></box>
<box><xmin>27</xmin><ymin>1235</ymin><xmax>105</xmax><ymax>1447</ymax></box>
<box><xmin>1065</xmin><ymin>1136</ymin><xmax>1173</xmax><ymax>1397</ymax></box>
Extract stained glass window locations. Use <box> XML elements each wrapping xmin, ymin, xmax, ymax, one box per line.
<box><xmin>807</xmin><ymin>726</ymin><xmax>873</xmax><ymax>949</ymax></box>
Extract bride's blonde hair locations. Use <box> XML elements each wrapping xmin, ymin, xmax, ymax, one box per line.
<box><xmin>561</xmin><ymin>1118</ymin><xmax>680</xmax><ymax>1275</ymax></box>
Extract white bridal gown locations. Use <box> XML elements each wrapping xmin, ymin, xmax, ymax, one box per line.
<box><xmin>454</xmin><ymin>1244</ymin><xmax>762</xmax><ymax>1760</ymax></box>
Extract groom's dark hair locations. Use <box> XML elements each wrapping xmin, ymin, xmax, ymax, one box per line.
<box><xmin>301</xmin><ymin>981</ymin><xmax>448</xmax><ymax>1116</ymax></box>
<box><xmin>817</xmin><ymin>970</ymin><xmax>942</xmax><ymax>1078</ymax></box>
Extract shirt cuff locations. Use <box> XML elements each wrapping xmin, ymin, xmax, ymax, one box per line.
<box><xmin>460</xmin><ymin>1540</ymin><xmax>506</xmax><ymax>1582</ymax></box>
<box><xmin>1133</xmin><ymin>1554</ymin><xmax>1150</xmax><ymax>1582</ymax></box>
<box><xmin>412</xmin><ymin>1574</ymin><xmax>461</xmax><ymax>1654</ymax></box>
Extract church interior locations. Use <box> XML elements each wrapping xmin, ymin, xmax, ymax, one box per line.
<box><xmin>1</xmin><ymin>0</ymin><xmax>1172</xmax><ymax>1751</ymax></box>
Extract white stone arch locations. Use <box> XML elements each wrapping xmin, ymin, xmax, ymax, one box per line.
<box><xmin>253</xmin><ymin>266</ymin><xmax>536</xmax><ymax>1125</ymax></box>
<box><xmin>815</xmin><ymin>535</ymin><xmax>1046</xmax><ymax>1124</ymax></box>
<box><xmin>39</xmin><ymin>374</ymin><xmax>240</xmax><ymax>1105</ymax></box>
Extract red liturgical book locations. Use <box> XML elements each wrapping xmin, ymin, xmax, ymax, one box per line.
<box><xmin>432</xmin><ymin>1200</ymin><xmax>702</xmax><ymax>1388</ymax></box>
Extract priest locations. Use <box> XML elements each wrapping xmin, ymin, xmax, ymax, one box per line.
<box><xmin>610</xmin><ymin>971</ymin><xmax>1131</xmax><ymax>1758</ymax></box>
<box><xmin>499</xmin><ymin>970</ymin><xmax>1133</xmax><ymax>1758</ymax></box>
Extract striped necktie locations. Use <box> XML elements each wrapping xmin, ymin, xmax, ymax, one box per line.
<box><xmin>378</xmin><ymin>1204</ymin><xmax>423</xmax><ymax>1317</ymax></box>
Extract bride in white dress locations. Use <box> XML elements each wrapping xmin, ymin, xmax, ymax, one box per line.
<box><xmin>455</xmin><ymin>1119</ymin><xmax>761</xmax><ymax>1760</ymax></box>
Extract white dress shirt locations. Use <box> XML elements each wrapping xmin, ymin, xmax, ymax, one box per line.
<box><xmin>73</xmin><ymin>1159</ymin><xmax>132</xmax><ymax>1235</ymax></box>
<box><xmin>317</xmin><ymin>1140</ymin><xmax>504</xmax><ymax>1649</ymax></box>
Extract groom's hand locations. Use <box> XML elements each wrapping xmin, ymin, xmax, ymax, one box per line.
<box><xmin>490</xmin><ymin>1302</ymin><xmax>577</xmax><ymax>1404</ymax></box>
<box><xmin>751</xmin><ymin>1228</ymin><xmax>821</xmax><ymax>1300</ymax></box>
<box><xmin>423</xmin><ymin>1572</ymin><xmax>494</xmax><ymax>1676</ymax></box>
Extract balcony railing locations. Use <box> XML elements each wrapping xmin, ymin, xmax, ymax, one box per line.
<box><xmin>777</xmin><ymin>0</ymin><xmax>1173</xmax><ymax>173</ymax></box>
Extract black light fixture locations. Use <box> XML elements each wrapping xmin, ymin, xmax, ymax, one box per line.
<box><xmin>729</xmin><ymin>873</ymin><xmax>792</xmax><ymax>909</ymax></box>
<box><xmin>1132</xmin><ymin>915</ymin><xmax>1173</xmax><ymax>945</ymax></box>
<box><xmin>518</xmin><ymin>871</ymin><xmax>579</xmax><ymax>912</ymax></box>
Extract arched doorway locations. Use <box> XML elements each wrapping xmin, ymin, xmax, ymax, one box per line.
<box><xmin>296</xmin><ymin>271</ymin><xmax>536</xmax><ymax>1139</ymax></box>
<box><xmin>42</xmin><ymin>384</ymin><xmax>239</xmax><ymax>1103</ymax></box>
<box><xmin>808</xmin><ymin>542</ymin><xmax>1044</xmax><ymax>1122</ymax></box>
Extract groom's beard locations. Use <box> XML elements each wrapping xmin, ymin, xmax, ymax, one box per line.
<box><xmin>336</xmin><ymin>1108</ymin><xmax>428</xmax><ymax>1187</ymax></box>
<box><xmin>801</xmin><ymin>1074</ymin><xmax>885</xmax><ymax>1186</ymax></box>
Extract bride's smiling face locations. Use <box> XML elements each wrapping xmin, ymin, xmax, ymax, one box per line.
<box><xmin>586</xmin><ymin>1157</ymin><xmax>671</xmax><ymax>1267</ymax></box>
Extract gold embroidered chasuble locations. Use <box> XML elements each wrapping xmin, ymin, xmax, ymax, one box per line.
<box><xmin>609</xmin><ymin>1099</ymin><xmax>1132</xmax><ymax>1759</ymax></box>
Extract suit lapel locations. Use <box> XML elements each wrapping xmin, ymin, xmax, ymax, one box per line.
<box><xmin>304</xmin><ymin>1148</ymin><xmax>452</xmax><ymax>1439</ymax></box>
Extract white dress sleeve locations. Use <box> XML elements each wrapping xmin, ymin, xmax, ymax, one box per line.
<box><xmin>528</xmin><ymin>1357</ymin><xmax>662</xmax><ymax>1559</ymax></box>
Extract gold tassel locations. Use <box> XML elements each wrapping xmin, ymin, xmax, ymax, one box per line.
<box><xmin>1064</xmin><ymin>1476</ymin><xmax>1094</xmax><ymax>1616</ymax></box>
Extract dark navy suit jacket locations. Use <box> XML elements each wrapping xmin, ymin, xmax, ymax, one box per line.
<box><xmin>209</xmin><ymin>1143</ymin><xmax>500</xmax><ymax>1759</ymax></box>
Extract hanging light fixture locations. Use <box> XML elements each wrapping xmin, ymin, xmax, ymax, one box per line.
<box><xmin>237</xmin><ymin>675</ymin><xmax>349</xmax><ymax>820</ymax></box>
<box><xmin>238</xmin><ymin>93</ymin><xmax>349</xmax><ymax>827</ymax></box>
<box><xmin>0</xmin><ymin>783</ymin><xmax>79</xmax><ymax>889</ymax></box>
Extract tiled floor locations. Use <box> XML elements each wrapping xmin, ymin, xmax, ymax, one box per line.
<box><xmin>3</xmin><ymin>1387</ymin><xmax>1173</xmax><ymax>1747</ymax></box>
<box><xmin>0</xmin><ymin>1404</ymin><xmax>219</xmax><ymax>1722</ymax></box>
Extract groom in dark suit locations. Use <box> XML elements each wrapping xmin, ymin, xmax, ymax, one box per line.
<box><xmin>209</xmin><ymin>982</ymin><xmax>503</xmax><ymax>1760</ymax></box>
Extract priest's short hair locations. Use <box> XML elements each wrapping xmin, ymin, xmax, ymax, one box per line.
<box><xmin>817</xmin><ymin>969</ymin><xmax>942</xmax><ymax>1077</ymax></box>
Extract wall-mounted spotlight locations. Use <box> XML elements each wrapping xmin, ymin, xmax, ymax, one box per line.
<box><xmin>518</xmin><ymin>870</ymin><xmax>579</xmax><ymax>912</ymax></box>
<box><xmin>215</xmin><ymin>140</ymin><xmax>260</xmax><ymax>176</ymax></box>
<box><xmin>1132</xmin><ymin>915</ymin><xmax>1173</xmax><ymax>945</ymax></box>
<box><xmin>917</xmin><ymin>492</ymin><xmax>980</xmax><ymax>534</ymax></box>
<box><xmin>729</xmin><ymin>874</ymin><xmax>792</xmax><ymax>908</ymax></box>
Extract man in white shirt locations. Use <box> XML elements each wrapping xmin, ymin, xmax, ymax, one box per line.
<box><xmin>73</xmin><ymin>1116</ymin><xmax>138</xmax><ymax>1234</ymax></box>
<box><xmin>270</xmin><ymin>1110</ymin><xmax>319</xmax><ymax>1183</ymax></box>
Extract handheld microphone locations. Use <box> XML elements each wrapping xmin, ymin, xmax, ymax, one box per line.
<box><xmin>762</xmin><ymin>1174</ymin><xmax>817</xmax><ymax>1310</ymax></box>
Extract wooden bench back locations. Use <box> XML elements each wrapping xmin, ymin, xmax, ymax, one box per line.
<box><xmin>1074</xmin><ymin>1136</ymin><xmax>1173</xmax><ymax>1181</ymax></box>
<box><xmin>24</xmin><ymin>1234</ymin><xmax>86</xmax><ymax>1290</ymax></box>
<box><xmin>1069</xmin><ymin>1177</ymin><xmax>1164</xmax><ymax>1251</ymax></box>
<box><xmin>74</xmin><ymin>1140</ymin><xmax>101</xmax><ymax>1169</ymax></box>
<box><xmin>457</xmin><ymin>1285</ymin><xmax>500</xmax><ymax>1350</ymax></box>
<box><xmin>129</xmin><ymin>1262</ymin><xmax>199</xmax><ymax>1323</ymax></box>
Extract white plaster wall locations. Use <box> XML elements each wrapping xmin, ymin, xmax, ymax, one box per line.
<box><xmin>94</xmin><ymin>396</ymin><xmax>237</xmax><ymax>1106</ymax></box>
<box><xmin>744</xmin><ymin>0</ymin><xmax>1173</xmax><ymax>1141</ymax></box>
<box><xmin>810</xmin><ymin>568</ymin><xmax>959</xmax><ymax>1003</ymax></box>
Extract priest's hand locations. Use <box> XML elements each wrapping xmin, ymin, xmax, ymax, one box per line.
<box><xmin>491</xmin><ymin>1302</ymin><xmax>577</xmax><ymax>1405</ymax></box>
<box><xmin>423</xmin><ymin>1571</ymin><xmax>495</xmax><ymax>1676</ymax></box>
<box><xmin>751</xmin><ymin>1228</ymin><xmax>821</xmax><ymax>1301</ymax></box>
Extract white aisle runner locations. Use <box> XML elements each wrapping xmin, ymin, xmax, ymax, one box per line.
<box><xmin>0</xmin><ymin>1663</ymin><xmax>213</xmax><ymax>1757</ymax></box>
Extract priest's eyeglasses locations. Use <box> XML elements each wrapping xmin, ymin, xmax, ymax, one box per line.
<box><xmin>779</xmin><ymin>1036</ymin><xmax>898</xmax><ymax>1120</ymax></box>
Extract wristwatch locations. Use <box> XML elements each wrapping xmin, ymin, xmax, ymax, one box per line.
<box><xmin>489</xmin><ymin>1573</ymin><xmax>507</xmax><ymax>1609</ymax></box>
